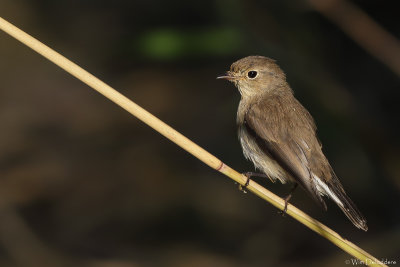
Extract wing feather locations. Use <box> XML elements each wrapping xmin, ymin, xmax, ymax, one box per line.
<box><xmin>244</xmin><ymin>93</ymin><xmax>329</xmax><ymax>209</ymax></box>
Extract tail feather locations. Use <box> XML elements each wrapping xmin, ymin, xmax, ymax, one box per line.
<box><xmin>313</xmin><ymin>174</ymin><xmax>368</xmax><ymax>231</ymax></box>
<box><xmin>328</xmin><ymin>177</ymin><xmax>368</xmax><ymax>231</ymax></box>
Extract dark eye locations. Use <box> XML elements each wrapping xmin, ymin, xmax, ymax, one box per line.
<box><xmin>247</xmin><ymin>71</ymin><xmax>258</xmax><ymax>79</ymax></box>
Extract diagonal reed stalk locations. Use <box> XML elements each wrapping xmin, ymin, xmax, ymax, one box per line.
<box><xmin>0</xmin><ymin>17</ymin><xmax>386</xmax><ymax>266</ymax></box>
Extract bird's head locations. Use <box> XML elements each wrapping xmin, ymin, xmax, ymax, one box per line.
<box><xmin>218</xmin><ymin>55</ymin><xmax>287</xmax><ymax>98</ymax></box>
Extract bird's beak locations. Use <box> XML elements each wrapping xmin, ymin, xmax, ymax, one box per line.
<box><xmin>217</xmin><ymin>71</ymin><xmax>237</xmax><ymax>81</ymax></box>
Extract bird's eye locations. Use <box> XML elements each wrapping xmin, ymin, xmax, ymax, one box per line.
<box><xmin>247</xmin><ymin>71</ymin><xmax>258</xmax><ymax>79</ymax></box>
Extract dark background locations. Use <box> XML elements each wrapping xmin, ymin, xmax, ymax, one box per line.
<box><xmin>0</xmin><ymin>1</ymin><xmax>399</xmax><ymax>266</ymax></box>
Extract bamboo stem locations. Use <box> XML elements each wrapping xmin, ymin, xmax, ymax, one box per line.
<box><xmin>0</xmin><ymin>17</ymin><xmax>386</xmax><ymax>266</ymax></box>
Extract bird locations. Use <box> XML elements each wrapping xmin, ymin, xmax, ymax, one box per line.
<box><xmin>218</xmin><ymin>55</ymin><xmax>368</xmax><ymax>231</ymax></box>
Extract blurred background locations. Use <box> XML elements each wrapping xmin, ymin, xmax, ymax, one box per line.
<box><xmin>0</xmin><ymin>0</ymin><xmax>399</xmax><ymax>266</ymax></box>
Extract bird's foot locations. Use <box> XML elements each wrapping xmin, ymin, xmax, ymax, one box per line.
<box><xmin>278</xmin><ymin>183</ymin><xmax>298</xmax><ymax>216</ymax></box>
<box><xmin>278</xmin><ymin>194</ymin><xmax>292</xmax><ymax>217</ymax></box>
<box><xmin>239</xmin><ymin>172</ymin><xmax>269</xmax><ymax>193</ymax></box>
<box><xmin>238</xmin><ymin>172</ymin><xmax>251</xmax><ymax>193</ymax></box>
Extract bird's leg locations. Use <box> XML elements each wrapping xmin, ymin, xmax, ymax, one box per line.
<box><xmin>243</xmin><ymin>172</ymin><xmax>270</xmax><ymax>179</ymax></box>
<box><xmin>279</xmin><ymin>183</ymin><xmax>298</xmax><ymax>216</ymax></box>
<box><xmin>239</xmin><ymin>172</ymin><xmax>269</xmax><ymax>193</ymax></box>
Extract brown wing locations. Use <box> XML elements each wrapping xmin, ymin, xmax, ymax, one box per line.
<box><xmin>244</xmin><ymin>93</ymin><xmax>331</xmax><ymax>209</ymax></box>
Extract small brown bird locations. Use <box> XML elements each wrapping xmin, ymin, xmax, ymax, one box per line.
<box><xmin>218</xmin><ymin>55</ymin><xmax>367</xmax><ymax>231</ymax></box>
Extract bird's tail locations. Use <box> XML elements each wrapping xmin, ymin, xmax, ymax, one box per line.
<box><xmin>313</xmin><ymin>174</ymin><xmax>368</xmax><ymax>231</ymax></box>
